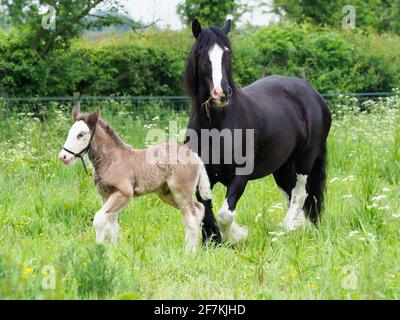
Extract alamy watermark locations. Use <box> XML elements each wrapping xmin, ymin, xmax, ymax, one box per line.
<box><xmin>341</xmin><ymin>265</ymin><xmax>358</xmax><ymax>290</ymax></box>
<box><xmin>342</xmin><ymin>5</ymin><xmax>356</xmax><ymax>29</ymax></box>
<box><xmin>41</xmin><ymin>265</ymin><xmax>56</xmax><ymax>290</ymax></box>
<box><xmin>145</xmin><ymin>121</ymin><xmax>255</xmax><ymax>175</ymax></box>
<box><xmin>40</xmin><ymin>5</ymin><xmax>56</xmax><ymax>31</ymax></box>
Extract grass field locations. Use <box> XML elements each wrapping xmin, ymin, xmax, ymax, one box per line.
<box><xmin>0</xmin><ymin>96</ymin><xmax>400</xmax><ymax>300</ymax></box>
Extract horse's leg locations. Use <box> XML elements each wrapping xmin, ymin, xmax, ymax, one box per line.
<box><xmin>97</xmin><ymin>194</ymin><xmax>120</xmax><ymax>244</ymax></box>
<box><xmin>105</xmin><ymin>213</ymin><xmax>120</xmax><ymax>245</ymax></box>
<box><xmin>297</xmin><ymin>144</ymin><xmax>328</xmax><ymax>225</ymax></box>
<box><xmin>280</xmin><ymin>151</ymin><xmax>324</xmax><ymax>231</ymax></box>
<box><xmin>217</xmin><ymin>176</ymin><xmax>248</xmax><ymax>244</ymax></box>
<box><xmin>281</xmin><ymin>173</ymin><xmax>308</xmax><ymax>231</ymax></box>
<box><xmin>273</xmin><ymin>161</ymin><xmax>296</xmax><ymax>209</ymax></box>
<box><xmin>167</xmin><ymin>178</ymin><xmax>204</xmax><ymax>252</ymax></box>
<box><xmin>158</xmin><ymin>188</ymin><xmax>205</xmax><ymax>227</ymax></box>
<box><xmin>157</xmin><ymin>190</ymin><xmax>178</xmax><ymax>209</ymax></box>
<box><xmin>93</xmin><ymin>191</ymin><xmax>131</xmax><ymax>244</ymax></box>
<box><xmin>196</xmin><ymin>182</ymin><xmax>222</xmax><ymax>245</ymax></box>
<box><xmin>175</xmin><ymin>195</ymin><xmax>203</xmax><ymax>252</ymax></box>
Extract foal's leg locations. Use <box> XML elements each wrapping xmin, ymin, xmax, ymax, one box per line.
<box><xmin>104</xmin><ymin>213</ymin><xmax>120</xmax><ymax>244</ymax></box>
<box><xmin>178</xmin><ymin>198</ymin><xmax>203</xmax><ymax>252</ymax></box>
<box><xmin>93</xmin><ymin>191</ymin><xmax>130</xmax><ymax>244</ymax></box>
<box><xmin>217</xmin><ymin>177</ymin><xmax>248</xmax><ymax>244</ymax></box>
<box><xmin>168</xmin><ymin>184</ymin><xmax>203</xmax><ymax>252</ymax></box>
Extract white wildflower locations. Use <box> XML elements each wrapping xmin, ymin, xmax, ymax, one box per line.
<box><xmin>269</xmin><ymin>231</ymin><xmax>285</xmax><ymax>237</ymax></box>
<box><xmin>348</xmin><ymin>230</ymin><xmax>360</xmax><ymax>237</ymax></box>
<box><xmin>342</xmin><ymin>175</ymin><xmax>355</xmax><ymax>182</ymax></box>
<box><xmin>372</xmin><ymin>195</ymin><xmax>387</xmax><ymax>202</ymax></box>
<box><xmin>341</xmin><ymin>195</ymin><xmax>353</xmax><ymax>199</ymax></box>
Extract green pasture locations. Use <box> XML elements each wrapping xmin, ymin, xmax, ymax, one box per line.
<box><xmin>0</xmin><ymin>96</ymin><xmax>399</xmax><ymax>299</ymax></box>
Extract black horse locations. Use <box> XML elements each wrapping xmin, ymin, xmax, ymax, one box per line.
<box><xmin>184</xmin><ymin>19</ymin><xmax>332</xmax><ymax>244</ymax></box>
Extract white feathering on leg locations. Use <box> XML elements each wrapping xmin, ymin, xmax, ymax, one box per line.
<box><xmin>218</xmin><ymin>199</ymin><xmax>248</xmax><ymax>244</ymax></box>
<box><xmin>282</xmin><ymin>174</ymin><xmax>308</xmax><ymax>231</ymax></box>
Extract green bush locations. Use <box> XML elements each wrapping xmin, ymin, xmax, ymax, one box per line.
<box><xmin>74</xmin><ymin>244</ymin><xmax>118</xmax><ymax>299</ymax></box>
<box><xmin>247</xmin><ymin>23</ymin><xmax>400</xmax><ymax>93</ymax></box>
<box><xmin>1</xmin><ymin>24</ymin><xmax>399</xmax><ymax>97</ymax></box>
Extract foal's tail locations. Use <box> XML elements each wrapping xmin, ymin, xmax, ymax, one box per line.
<box><xmin>197</xmin><ymin>162</ymin><xmax>213</xmax><ymax>201</ymax></box>
<box><xmin>304</xmin><ymin>143</ymin><xmax>328</xmax><ymax>224</ymax></box>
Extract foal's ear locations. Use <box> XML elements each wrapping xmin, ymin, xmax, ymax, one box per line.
<box><xmin>87</xmin><ymin>109</ymin><xmax>100</xmax><ymax>128</ymax></box>
<box><xmin>222</xmin><ymin>19</ymin><xmax>232</xmax><ymax>35</ymax></box>
<box><xmin>192</xmin><ymin>19</ymin><xmax>202</xmax><ymax>39</ymax></box>
<box><xmin>72</xmin><ymin>105</ymin><xmax>80</xmax><ymax>121</ymax></box>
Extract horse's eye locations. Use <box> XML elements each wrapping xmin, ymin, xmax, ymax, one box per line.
<box><xmin>77</xmin><ymin>132</ymin><xmax>85</xmax><ymax>139</ymax></box>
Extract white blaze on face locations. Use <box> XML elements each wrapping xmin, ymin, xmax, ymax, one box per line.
<box><xmin>208</xmin><ymin>44</ymin><xmax>224</xmax><ymax>94</ymax></box>
<box><xmin>58</xmin><ymin>120</ymin><xmax>90</xmax><ymax>164</ymax></box>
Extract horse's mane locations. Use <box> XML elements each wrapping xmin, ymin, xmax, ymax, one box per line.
<box><xmin>97</xmin><ymin>119</ymin><xmax>125</xmax><ymax>147</ymax></box>
<box><xmin>78</xmin><ymin>113</ymin><xmax>125</xmax><ymax>147</ymax></box>
<box><xmin>184</xmin><ymin>27</ymin><xmax>233</xmax><ymax>98</ymax></box>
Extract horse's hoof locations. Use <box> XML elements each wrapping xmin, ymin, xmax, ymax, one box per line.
<box><xmin>281</xmin><ymin>210</ymin><xmax>307</xmax><ymax>231</ymax></box>
<box><xmin>222</xmin><ymin>222</ymin><xmax>248</xmax><ymax>244</ymax></box>
<box><xmin>217</xmin><ymin>210</ymin><xmax>234</xmax><ymax>227</ymax></box>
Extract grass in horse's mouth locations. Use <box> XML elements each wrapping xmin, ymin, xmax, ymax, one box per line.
<box><xmin>214</xmin><ymin>98</ymin><xmax>230</xmax><ymax>108</ymax></box>
<box><xmin>202</xmin><ymin>97</ymin><xmax>230</xmax><ymax>119</ymax></box>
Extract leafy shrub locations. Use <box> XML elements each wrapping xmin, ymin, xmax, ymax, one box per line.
<box><xmin>1</xmin><ymin>24</ymin><xmax>399</xmax><ymax>97</ymax></box>
<box><xmin>73</xmin><ymin>244</ymin><xmax>118</xmax><ymax>299</ymax></box>
<box><xmin>249</xmin><ymin>23</ymin><xmax>400</xmax><ymax>93</ymax></box>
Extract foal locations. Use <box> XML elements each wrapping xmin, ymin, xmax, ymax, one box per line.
<box><xmin>59</xmin><ymin>107</ymin><xmax>212</xmax><ymax>252</ymax></box>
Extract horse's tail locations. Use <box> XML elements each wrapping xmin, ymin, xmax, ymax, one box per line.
<box><xmin>197</xmin><ymin>162</ymin><xmax>212</xmax><ymax>201</ymax></box>
<box><xmin>304</xmin><ymin>142</ymin><xmax>328</xmax><ymax>224</ymax></box>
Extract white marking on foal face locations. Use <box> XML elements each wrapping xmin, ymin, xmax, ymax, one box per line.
<box><xmin>58</xmin><ymin>120</ymin><xmax>90</xmax><ymax>165</ymax></box>
<box><xmin>208</xmin><ymin>44</ymin><xmax>225</xmax><ymax>94</ymax></box>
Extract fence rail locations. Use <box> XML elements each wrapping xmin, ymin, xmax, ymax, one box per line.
<box><xmin>0</xmin><ymin>95</ymin><xmax>190</xmax><ymax>103</ymax></box>
<box><xmin>0</xmin><ymin>92</ymin><xmax>398</xmax><ymax>118</ymax></box>
<box><xmin>0</xmin><ymin>92</ymin><xmax>397</xmax><ymax>103</ymax></box>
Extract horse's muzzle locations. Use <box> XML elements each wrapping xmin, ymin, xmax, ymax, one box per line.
<box><xmin>59</xmin><ymin>151</ymin><xmax>74</xmax><ymax>165</ymax></box>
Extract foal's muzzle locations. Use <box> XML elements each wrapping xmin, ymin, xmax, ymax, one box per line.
<box><xmin>59</xmin><ymin>151</ymin><xmax>74</xmax><ymax>164</ymax></box>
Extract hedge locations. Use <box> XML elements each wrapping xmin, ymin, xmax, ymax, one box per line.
<box><xmin>1</xmin><ymin>23</ymin><xmax>399</xmax><ymax>97</ymax></box>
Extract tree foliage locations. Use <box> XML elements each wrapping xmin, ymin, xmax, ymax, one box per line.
<box><xmin>272</xmin><ymin>0</ymin><xmax>400</xmax><ymax>34</ymax></box>
<box><xmin>1</xmin><ymin>26</ymin><xmax>399</xmax><ymax>97</ymax></box>
<box><xmin>177</xmin><ymin>0</ymin><xmax>248</xmax><ymax>27</ymax></box>
<box><xmin>0</xmin><ymin>0</ymin><xmax>135</xmax><ymax>57</ymax></box>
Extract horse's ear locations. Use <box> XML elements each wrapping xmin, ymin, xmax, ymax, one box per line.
<box><xmin>87</xmin><ymin>109</ymin><xmax>100</xmax><ymax>128</ymax></box>
<box><xmin>192</xmin><ymin>19</ymin><xmax>202</xmax><ymax>39</ymax></box>
<box><xmin>72</xmin><ymin>104</ymin><xmax>80</xmax><ymax>121</ymax></box>
<box><xmin>222</xmin><ymin>19</ymin><xmax>231</xmax><ymax>35</ymax></box>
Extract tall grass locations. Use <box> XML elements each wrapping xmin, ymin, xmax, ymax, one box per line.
<box><xmin>0</xmin><ymin>96</ymin><xmax>399</xmax><ymax>299</ymax></box>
